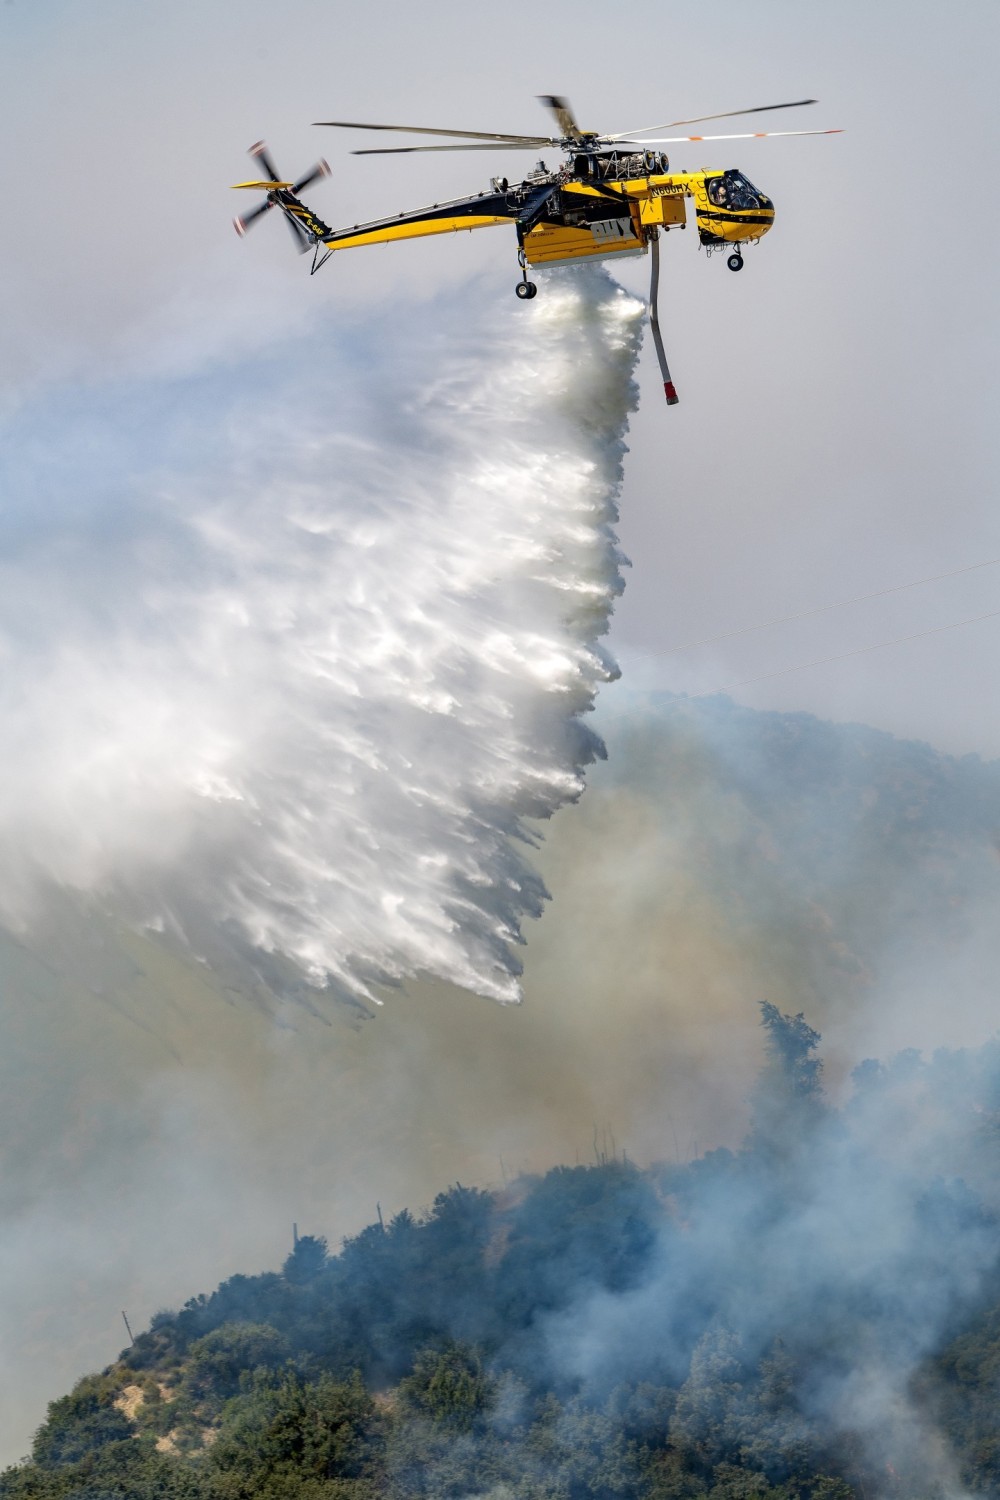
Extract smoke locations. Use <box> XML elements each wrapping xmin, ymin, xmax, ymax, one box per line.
<box><xmin>530</xmin><ymin>1026</ymin><xmax>1000</xmax><ymax>1498</ymax></box>
<box><xmin>0</xmin><ymin>266</ymin><xmax>642</xmax><ymax>1005</ymax></box>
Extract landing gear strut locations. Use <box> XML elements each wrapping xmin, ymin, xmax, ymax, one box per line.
<box><xmin>726</xmin><ymin>250</ymin><xmax>744</xmax><ymax>272</ymax></box>
<box><xmin>515</xmin><ymin>245</ymin><xmax>537</xmax><ymax>300</ymax></box>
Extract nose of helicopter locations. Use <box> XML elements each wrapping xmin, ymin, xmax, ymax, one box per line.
<box><xmin>749</xmin><ymin>196</ymin><xmax>775</xmax><ymax>239</ymax></box>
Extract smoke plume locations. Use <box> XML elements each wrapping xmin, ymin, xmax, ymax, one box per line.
<box><xmin>0</xmin><ymin>267</ymin><xmax>642</xmax><ymax>1005</ymax></box>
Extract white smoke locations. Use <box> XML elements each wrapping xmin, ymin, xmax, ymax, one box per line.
<box><xmin>0</xmin><ymin>267</ymin><xmax>643</xmax><ymax>1004</ymax></box>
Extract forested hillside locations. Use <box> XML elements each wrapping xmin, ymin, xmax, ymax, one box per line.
<box><xmin>5</xmin><ymin>1005</ymin><xmax>1000</xmax><ymax>1500</ymax></box>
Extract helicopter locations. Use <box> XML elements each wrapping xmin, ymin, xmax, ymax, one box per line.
<box><xmin>231</xmin><ymin>96</ymin><xmax>841</xmax><ymax>405</ymax></box>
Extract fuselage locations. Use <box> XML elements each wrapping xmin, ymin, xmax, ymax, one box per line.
<box><xmin>269</xmin><ymin>147</ymin><xmax>774</xmax><ymax>275</ymax></box>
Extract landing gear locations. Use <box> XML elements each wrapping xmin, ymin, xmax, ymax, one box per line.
<box><xmin>515</xmin><ymin>244</ymin><xmax>537</xmax><ymax>299</ymax></box>
<box><xmin>726</xmin><ymin>251</ymin><xmax>744</xmax><ymax>272</ymax></box>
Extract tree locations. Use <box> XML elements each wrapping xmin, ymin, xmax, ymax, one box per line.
<box><xmin>283</xmin><ymin>1235</ymin><xmax>329</xmax><ymax>1286</ymax></box>
<box><xmin>398</xmin><ymin>1344</ymin><xmax>495</xmax><ymax>1432</ymax></box>
<box><xmin>208</xmin><ymin>1369</ymin><xmax>381</xmax><ymax>1490</ymax></box>
<box><xmin>31</xmin><ymin>1377</ymin><xmax>133</xmax><ymax>1468</ymax></box>
<box><xmin>186</xmin><ymin>1322</ymin><xmax>292</xmax><ymax>1403</ymax></box>
<box><xmin>748</xmin><ymin>1004</ymin><xmax>825</xmax><ymax>1159</ymax></box>
<box><xmin>670</xmin><ymin>1329</ymin><xmax>750</xmax><ymax>1473</ymax></box>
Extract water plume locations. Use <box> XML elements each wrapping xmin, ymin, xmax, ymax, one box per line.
<box><xmin>0</xmin><ymin>267</ymin><xmax>643</xmax><ymax>1005</ymax></box>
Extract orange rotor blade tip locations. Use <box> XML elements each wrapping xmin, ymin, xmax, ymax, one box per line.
<box><xmin>234</xmin><ymin>217</ymin><xmax>247</xmax><ymax>237</ymax></box>
<box><xmin>664</xmin><ymin>383</ymin><xmax>679</xmax><ymax>406</ymax></box>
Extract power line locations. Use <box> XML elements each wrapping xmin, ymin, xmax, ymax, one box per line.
<box><xmin>623</xmin><ymin>555</ymin><xmax>1000</xmax><ymax>664</ymax></box>
<box><xmin>695</xmin><ymin>606</ymin><xmax>1000</xmax><ymax>697</ymax></box>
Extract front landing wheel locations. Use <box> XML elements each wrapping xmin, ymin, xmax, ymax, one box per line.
<box><xmin>726</xmin><ymin>252</ymin><xmax>744</xmax><ymax>272</ymax></box>
<box><xmin>515</xmin><ymin>280</ymin><xmax>537</xmax><ymax>300</ymax></box>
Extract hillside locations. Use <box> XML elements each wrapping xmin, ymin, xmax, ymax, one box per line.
<box><xmin>5</xmin><ymin>1005</ymin><xmax>1000</xmax><ymax>1500</ymax></box>
<box><xmin>553</xmin><ymin>693</ymin><xmax>1000</xmax><ymax>1045</ymax></box>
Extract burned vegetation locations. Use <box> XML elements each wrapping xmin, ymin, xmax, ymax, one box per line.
<box><xmin>6</xmin><ymin>1006</ymin><xmax>1000</xmax><ymax>1499</ymax></box>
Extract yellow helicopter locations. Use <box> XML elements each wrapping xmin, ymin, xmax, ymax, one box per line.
<box><xmin>232</xmin><ymin>96</ymin><xmax>841</xmax><ymax>405</ymax></box>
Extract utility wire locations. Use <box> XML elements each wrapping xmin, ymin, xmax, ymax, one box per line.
<box><xmin>624</xmin><ymin>555</ymin><xmax>1000</xmax><ymax>664</ymax></box>
<box><xmin>695</xmin><ymin>607</ymin><xmax>1000</xmax><ymax>697</ymax></box>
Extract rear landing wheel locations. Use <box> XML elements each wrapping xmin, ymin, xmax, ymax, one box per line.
<box><xmin>515</xmin><ymin>280</ymin><xmax>537</xmax><ymax>300</ymax></box>
<box><xmin>726</xmin><ymin>252</ymin><xmax>744</xmax><ymax>272</ymax></box>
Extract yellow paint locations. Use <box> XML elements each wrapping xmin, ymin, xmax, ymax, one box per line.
<box><xmin>688</xmin><ymin>172</ymin><xmax>774</xmax><ymax>245</ymax></box>
<box><xmin>321</xmin><ymin>214</ymin><xmax>511</xmax><ymax>253</ymax></box>
<box><xmin>523</xmin><ymin>222</ymin><xmax>644</xmax><ymax>267</ymax></box>
<box><xmin>313</xmin><ymin>169</ymin><xmax>772</xmax><ymax>265</ymax></box>
<box><xmin>600</xmin><ymin>171</ymin><xmax>773</xmax><ymax>246</ymax></box>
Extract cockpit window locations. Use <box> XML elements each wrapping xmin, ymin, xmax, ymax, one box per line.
<box><xmin>707</xmin><ymin>172</ymin><xmax>763</xmax><ymax>211</ymax></box>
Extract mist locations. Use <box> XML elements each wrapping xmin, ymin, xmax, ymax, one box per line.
<box><xmin>0</xmin><ymin>267</ymin><xmax>642</xmax><ymax>1006</ymax></box>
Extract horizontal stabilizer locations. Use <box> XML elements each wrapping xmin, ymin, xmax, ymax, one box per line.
<box><xmin>231</xmin><ymin>179</ymin><xmax>294</xmax><ymax>191</ymax></box>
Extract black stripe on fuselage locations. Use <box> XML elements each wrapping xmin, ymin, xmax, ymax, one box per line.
<box><xmin>697</xmin><ymin>208</ymin><xmax>774</xmax><ymax>226</ymax></box>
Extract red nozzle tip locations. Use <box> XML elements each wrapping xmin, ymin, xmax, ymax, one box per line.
<box><xmin>664</xmin><ymin>382</ymin><xmax>679</xmax><ymax>405</ymax></box>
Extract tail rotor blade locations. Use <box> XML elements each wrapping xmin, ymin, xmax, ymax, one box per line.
<box><xmin>249</xmin><ymin>139</ymin><xmax>282</xmax><ymax>182</ymax></box>
<box><xmin>292</xmin><ymin>159</ymin><xmax>331</xmax><ymax>194</ymax></box>
<box><xmin>233</xmin><ymin>197</ymin><xmax>276</xmax><ymax>236</ymax></box>
<box><xmin>284</xmin><ymin>210</ymin><xmax>312</xmax><ymax>253</ymax></box>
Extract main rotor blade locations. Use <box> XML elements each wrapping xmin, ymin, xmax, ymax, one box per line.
<box><xmin>538</xmin><ymin>94</ymin><xmax>583</xmax><ymax>140</ymax></box>
<box><xmin>292</xmin><ymin>159</ymin><xmax>331</xmax><ymax>194</ymax></box>
<box><xmin>608</xmin><ymin>99</ymin><xmax>818</xmax><ymax>140</ymax></box>
<box><xmin>619</xmin><ymin>127</ymin><xmax>843</xmax><ymax>145</ymax></box>
<box><xmin>233</xmin><ymin>198</ymin><xmax>276</xmax><ymax>236</ymax></box>
<box><xmin>248</xmin><ymin>140</ymin><xmax>281</xmax><ymax>182</ymax></box>
<box><xmin>314</xmin><ymin>118</ymin><xmax>553</xmax><ymax>144</ymax></box>
<box><xmin>351</xmin><ymin>141</ymin><xmax>554</xmax><ymax>155</ymax></box>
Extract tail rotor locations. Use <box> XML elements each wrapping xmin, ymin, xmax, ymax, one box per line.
<box><xmin>232</xmin><ymin>141</ymin><xmax>331</xmax><ymax>253</ymax></box>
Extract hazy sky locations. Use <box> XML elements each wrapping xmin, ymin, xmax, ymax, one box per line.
<box><xmin>3</xmin><ymin>0</ymin><xmax>998</xmax><ymax>754</ymax></box>
<box><xmin>2</xmin><ymin>0</ymin><xmax>1000</xmax><ymax>1471</ymax></box>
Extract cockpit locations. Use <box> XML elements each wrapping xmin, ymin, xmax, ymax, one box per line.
<box><xmin>706</xmin><ymin>170</ymin><xmax>769</xmax><ymax>211</ymax></box>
